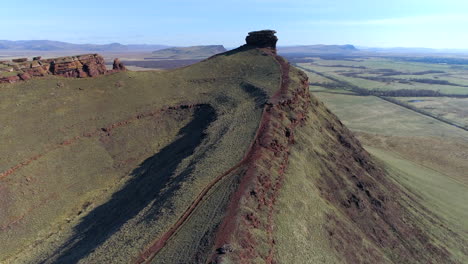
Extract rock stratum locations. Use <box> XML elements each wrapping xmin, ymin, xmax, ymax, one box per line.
<box><xmin>0</xmin><ymin>54</ymin><xmax>125</xmax><ymax>84</ymax></box>
<box><xmin>0</xmin><ymin>30</ymin><xmax>466</xmax><ymax>264</ymax></box>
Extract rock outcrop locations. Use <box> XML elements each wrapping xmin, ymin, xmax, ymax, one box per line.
<box><xmin>12</xmin><ymin>58</ymin><xmax>28</xmax><ymax>63</ymax></box>
<box><xmin>0</xmin><ymin>54</ymin><xmax>125</xmax><ymax>84</ymax></box>
<box><xmin>47</xmin><ymin>54</ymin><xmax>107</xmax><ymax>78</ymax></box>
<box><xmin>112</xmin><ymin>58</ymin><xmax>127</xmax><ymax>71</ymax></box>
<box><xmin>245</xmin><ymin>30</ymin><xmax>278</xmax><ymax>51</ymax></box>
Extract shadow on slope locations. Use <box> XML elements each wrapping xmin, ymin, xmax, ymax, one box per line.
<box><xmin>47</xmin><ymin>104</ymin><xmax>216</xmax><ymax>264</ymax></box>
<box><xmin>241</xmin><ymin>82</ymin><xmax>268</xmax><ymax>108</ymax></box>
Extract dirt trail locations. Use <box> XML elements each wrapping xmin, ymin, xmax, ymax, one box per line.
<box><xmin>134</xmin><ymin>49</ymin><xmax>293</xmax><ymax>264</ymax></box>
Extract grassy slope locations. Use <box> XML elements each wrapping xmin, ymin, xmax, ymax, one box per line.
<box><xmin>0</xmin><ymin>48</ymin><xmax>281</xmax><ymax>263</ymax></box>
<box><xmin>314</xmin><ymin>92</ymin><xmax>468</xmax><ymax>185</ymax></box>
<box><xmin>3</xmin><ymin>48</ymin><xmax>467</xmax><ymax>264</ymax></box>
<box><xmin>274</xmin><ymin>91</ymin><xmax>468</xmax><ymax>263</ymax></box>
<box><xmin>368</xmin><ymin>146</ymin><xmax>467</xmax><ymax>260</ymax></box>
<box><xmin>367</xmin><ymin>146</ymin><xmax>468</xmax><ymax>233</ymax></box>
<box><xmin>293</xmin><ymin>88</ymin><xmax>468</xmax><ymax>262</ymax></box>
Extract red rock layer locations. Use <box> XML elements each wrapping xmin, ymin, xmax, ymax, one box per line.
<box><xmin>47</xmin><ymin>54</ymin><xmax>107</xmax><ymax>78</ymax></box>
<box><xmin>0</xmin><ymin>54</ymin><xmax>124</xmax><ymax>84</ymax></box>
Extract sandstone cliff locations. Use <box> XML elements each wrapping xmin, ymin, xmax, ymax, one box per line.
<box><xmin>0</xmin><ymin>54</ymin><xmax>125</xmax><ymax>84</ymax></box>
<box><xmin>245</xmin><ymin>30</ymin><xmax>278</xmax><ymax>51</ymax></box>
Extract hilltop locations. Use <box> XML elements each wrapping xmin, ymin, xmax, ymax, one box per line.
<box><xmin>0</xmin><ymin>30</ymin><xmax>466</xmax><ymax>264</ymax></box>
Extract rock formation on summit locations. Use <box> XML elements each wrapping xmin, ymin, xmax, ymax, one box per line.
<box><xmin>245</xmin><ymin>30</ymin><xmax>278</xmax><ymax>50</ymax></box>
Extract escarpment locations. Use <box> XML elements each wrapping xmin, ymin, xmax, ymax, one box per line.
<box><xmin>1</xmin><ymin>30</ymin><xmax>464</xmax><ymax>264</ymax></box>
<box><xmin>206</xmin><ymin>31</ymin><xmax>461</xmax><ymax>264</ymax></box>
<box><xmin>0</xmin><ymin>54</ymin><xmax>125</xmax><ymax>84</ymax></box>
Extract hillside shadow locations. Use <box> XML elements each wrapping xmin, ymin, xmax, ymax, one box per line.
<box><xmin>241</xmin><ymin>82</ymin><xmax>268</xmax><ymax>108</ymax></box>
<box><xmin>47</xmin><ymin>104</ymin><xmax>216</xmax><ymax>264</ymax></box>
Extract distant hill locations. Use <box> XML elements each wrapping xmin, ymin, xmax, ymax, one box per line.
<box><xmin>358</xmin><ymin>46</ymin><xmax>468</xmax><ymax>54</ymax></box>
<box><xmin>0</xmin><ymin>40</ymin><xmax>169</xmax><ymax>52</ymax></box>
<box><xmin>150</xmin><ymin>45</ymin><xmax>227</xmax><ymax>60</ymax></box>
<box><xmin>278</xmin><ymin>44</ymin><xmax>359</xmax><ymax>55</ymax></box>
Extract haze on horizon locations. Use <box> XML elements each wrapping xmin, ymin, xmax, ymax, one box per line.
<box><xmin>2</xmin><ymin>0</ymin><xmax>468</xmax><ymax>49</ymax></box>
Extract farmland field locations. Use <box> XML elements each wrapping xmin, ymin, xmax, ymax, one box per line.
<box><xmin>297</xmin><ymin>57</ymin><xmax>468</xmax><ymax>95</ymax></box>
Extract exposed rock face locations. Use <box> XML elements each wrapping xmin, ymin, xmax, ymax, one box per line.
<box><xmin>112</xmin><ymin>58</ymin><xmax>127</xmax><ymax>71</ymax></box>
<box><xmin>245</xmin><ymin>30</ymin><xmax>278</xmax><ymax>51</ymax></box>
<box><xmin>0</xmin><ymin>54</ymin><xmax>123</xmax><ymax>84</ymax></box>
<box><xmin>48</xmin><ymin>54</ymin><xmax>107</xmax><ymax>78</ymax></box>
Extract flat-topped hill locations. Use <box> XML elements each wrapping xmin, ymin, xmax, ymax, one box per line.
<box><xmin>0</xmin><ymin>31</ymin><xmax>465</xmax><ymax>264</ymax></box>
<box><xmin>279</xmin><ymin>44</ymin><xmax>359</xmax><ymax>55</ymax></box>
<box><xmin>150</xmin><ymin>45</ymin><xmax>227</xmax><ymax>60</ymax></box>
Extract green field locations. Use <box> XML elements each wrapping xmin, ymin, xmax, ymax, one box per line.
<box><xmin>396</xmin><ymin>96</ymin><xmax>468</xmax><ymax>128</ymax></box>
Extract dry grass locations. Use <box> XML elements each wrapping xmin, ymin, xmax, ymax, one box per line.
<box><xmin>395</xmin><ymin>97</ymin><xmax>468</xmax><ymax>128</ymax></box>
<box><xmin>0</xmin><ymin>48</ymin><xmax>282</xmax><ymax>263</ymax></box>
<box><xmin>274</xmin><ymin>92</ymin><xmax>467</xmax><ymax>263</ymax></box>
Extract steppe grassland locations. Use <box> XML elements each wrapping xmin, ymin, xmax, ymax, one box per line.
<box><xmin>0</xmin><ymin>48</ymin><xmax>282</xmax><ymax>262</ymax></box>
<box><xmin>298</xmin><ymin>57</ymin><xmax>468</xmax><ymax>95</ymax></box>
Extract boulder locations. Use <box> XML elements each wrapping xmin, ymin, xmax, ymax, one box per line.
<box><xmin>12</xmin><ymin>58</ymin><xmax>28</xmax><ymax>63</ymax></box>
<box><xmin>216</xmin><ymin>244</ymin><xmax>233</xmax><ymax>254</ymax></box>
<box><xmin>112</xmin><ymin>58</ymin><xmax>127</xmax><ymax>71</ymax></box>
<box><xmin>0</xmin><ymin>75</ymin><xmax>21</xmax><ymax>83</ymax></box>
<box><xmin>19</xmin><ymin>73</ymin><xmax>32</xmax><ymax>81</ymax></box>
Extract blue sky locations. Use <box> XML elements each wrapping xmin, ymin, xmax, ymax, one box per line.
<box><xmin>1</xmin><ymin>0</ymin><xmax>468</xmax><ymax>48</ymax></box>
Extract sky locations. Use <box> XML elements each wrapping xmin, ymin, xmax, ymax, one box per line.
<box><xmin>1</xmin><ymin>0</ymin><xmax>468</xmax><ymax>48</ymax></box>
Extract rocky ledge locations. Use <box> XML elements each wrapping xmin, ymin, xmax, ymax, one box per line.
<box><xmin>245</xmin><ymin>30</ymin><xmax>278</xmax><ymax>51</ymax></box>
<box><xmin>0</xmin><ymin>54</ymin><xmax>126</xmax><ymax>84</ymax></box>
